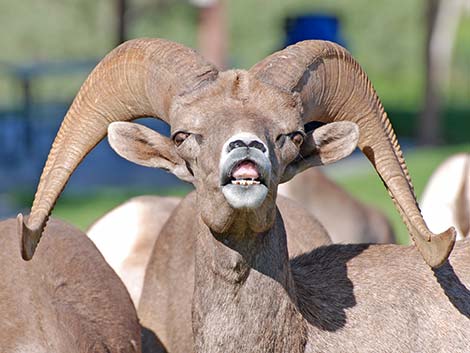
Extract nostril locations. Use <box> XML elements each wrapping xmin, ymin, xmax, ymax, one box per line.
<box><xmin>248</xmin><ymin>141</ymin><xmax>267</xmax><ymax>153</ymax></box>
<box><xmin>227</xmin><ymin>140</ymin><xmax>247</xmax><ymax>153</ymax></box>
<box><xmin>225</xmin><ymin>134</ymin><xmax>268</xmax><ymax>154</ymax></box>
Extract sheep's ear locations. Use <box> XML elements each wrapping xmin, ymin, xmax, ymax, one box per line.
<box><xmin>281</xmin><ymin>121</ymin><xmax>359</xmax><ymax>183</ymax></box>
<box><xmin>108</xmin><ymin>122</ymin><xmax>194</xmax><ymax>183</ymax></box>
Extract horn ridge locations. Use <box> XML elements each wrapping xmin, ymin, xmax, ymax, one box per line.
<box><xmin>20</xmin><ymin>38</ymin><xmax>218</xmax><ymax>260</ymax></box>
<box><xmin>250</xmin><ymin>40</ymin><xmax>455</xmax><ymax>267</ymax></box>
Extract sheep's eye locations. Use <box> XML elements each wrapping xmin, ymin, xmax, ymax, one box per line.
<box><xmin>276</xmin><ymin>134</ymin><xmax>287</xmax><ymax>148</ymax></box>
<box><xmin>173</xmin><ymin>132</ymin><xmax>190</xmax><ymax>147</ymax></box>
<box><xmin>290</xmin><ymin>132</ymin><xmax>304</xmax><ymax>147</ymax></box>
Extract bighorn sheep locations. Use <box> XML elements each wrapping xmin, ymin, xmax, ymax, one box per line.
<box><xmin>421</xmin><ymin>153</ymin><xmax>470</xmax><ymax>239</ymax></box>
<box><xmin>18</xmin><ymin>38</ymin><xmax>461</xmax><ymax>352</ymax></box>
<box><xmin>88</xmin><ymin>165</ymin><xmax>393</xmax><ymax>309</ymax></box>
<box><xmin>87</xmin><ymin>193</ymin><xmax>330</xmax><ymax>307</ymax></box>
<box><xmin>279</xmin><ymin>168</ymin><xmax>395</xmax><ymax>243</ymax></box>
<box><xmin>0</xmin><ymin>217</ymin><xmax>141</xmax><ymax>352</ymax></box>
<box><xmin>89</xmin><ymin>169</ymin><xmax>393</xmax><ymax>307</ymax></box>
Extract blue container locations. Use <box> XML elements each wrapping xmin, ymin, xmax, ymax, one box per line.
<box><xmin>283</xmin><ymin>14</ymin><xmax>346</xmax><ymax>48</ymax></box>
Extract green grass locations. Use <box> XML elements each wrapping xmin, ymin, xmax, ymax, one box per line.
<box><xmin>11</xmin><ymin>185</ymin><xmax>192</xmax><ymax>231</ymax></box>
<box><xmin>54</xmin><ymin>186</ymin><xmax>193</xmax><ymax>229</ymax></box>
<box><xmin>331</xmin><ymin>143</ymin><xmax>470</xmax><ymax>244</ymax></box>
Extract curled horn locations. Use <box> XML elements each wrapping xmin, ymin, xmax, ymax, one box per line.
<box><xmin>19</xmin><ymin>38</ymin><xmax>218</xmax><ymax>260</ymax></box>
<box><xmin>250</xmin><ymin>40</ymin><xmax>455</xmax><ymax>268</ymax></box>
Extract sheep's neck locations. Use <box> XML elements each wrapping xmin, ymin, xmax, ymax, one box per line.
<box><xmin>192</xmin><ymin>209</ymin><xmax>307</xmax><ymax>353</ymax></box>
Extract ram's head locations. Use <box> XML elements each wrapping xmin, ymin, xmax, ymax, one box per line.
<box><xmin>106</xmin><ymin>72</ymin><xmax>359</xmax><ymax>234</ymax></box>
<box><xmin>18</xmin><ymin>39</ymin><xmax>455</xmax><ymax>267</ymax></box>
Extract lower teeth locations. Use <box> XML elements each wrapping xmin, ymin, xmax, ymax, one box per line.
<box><xmin>231</xmin><ymin>179</ymin><xmax>260</xmax><ymax>186</ymax></box>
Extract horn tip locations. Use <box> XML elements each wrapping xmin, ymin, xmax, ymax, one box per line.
<box><xmin>17</xmin><ymin>213</ymin><xmax>40</xmax><ymax>261</ymax></box>
<box><xmin>416</xmin><ymin>227</ymin><xmax>456</xmax><ymax>269</ymax></box>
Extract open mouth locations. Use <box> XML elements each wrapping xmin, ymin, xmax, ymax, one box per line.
<box><xmin>229</xmin><ymin>160</ymin><xmax>262</xmax><ymax>186</ymax></box>
<box><xmin>222</xmin><ymin>159</ymin><xmax>266</xmax><ymax>187</ymax></box>
<box><xmin>220</xmin><ymin>155</ymin><xmax>271</xmax><ymax>209</ymax></box>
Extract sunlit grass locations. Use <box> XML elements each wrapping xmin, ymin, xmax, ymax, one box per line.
<box><xmin>52</xmin><ymin>185</ymin><xmax>192</xmax><ymax>230</ymax></box>
<box><xmin>10</xmin><ymin>185</ymin><xmax>192</xmax><ymax>231</ymax></box>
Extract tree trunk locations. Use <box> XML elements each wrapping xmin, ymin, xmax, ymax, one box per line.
<box><xmin>419</xmin><ymin>0</ymin><xmax>465</xmax><ymax>145</ymax></box>
<box><xmin>116</xmin><ymin>0</ymin><xmax>128</xmax><ymax>46</ymax></box>
<box><xmin>196</xmin><ymin>0</ymin><xmax>228</xmax><ymax>69</ymax></box>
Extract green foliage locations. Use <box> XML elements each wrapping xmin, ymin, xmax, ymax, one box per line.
<box><xmin>1</xmin><ymin>0</ymin><xmax>468</xmax><ymax>108</ymax></box>
<box><xmin>388</xmin><ymin>106</ymin><xmax>470</xmax><ymax>144</ymax></box>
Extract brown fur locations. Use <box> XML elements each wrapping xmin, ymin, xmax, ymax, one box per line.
<box><xmin>191</xmin><ymin>216</ymin><xmax>470</xmax><ymax>352</ymax></box>
<box><xmin>88</xmin><ymin>193</ymin><xmax>329</xmax><ymax>311</ymax></box>
<box><xmin>140</xmin><ymin>194</ymin><xmax>470</xmax><ymax>352</ymax></box>
<box><xmin>104</xmin><ymin>71</ymin><xmax>468</xmax><ymax>352</ymax></box>
<box><xmin>138</xmin><ymin>192</ymin><xmax>331</xmax><ymax>353</ymax></box>
<box><xmin>0</xmin><ymin>218</ymin><xmax>141</xmax><ymax>353</ymax></box>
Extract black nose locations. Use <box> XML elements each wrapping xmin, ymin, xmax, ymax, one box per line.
<box><xmin>227</xmin><ymin>139</ymin><xmax>267</xmax><ymax>153</ymax></box>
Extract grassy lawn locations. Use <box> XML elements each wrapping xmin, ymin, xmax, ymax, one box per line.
<box><xmin>31</xmin><ymin>143</ymin><xmax>469</xmax><ymax>245</ymax></box>
<box><xmin>10</xmin><ymin>185</ymin><xmax>192</xmax><ymax>232</ymax></box>
<box><xmin>53</xmin><ymin>186</ymin><xmax>192</xmax><ymax>230</ymax></box>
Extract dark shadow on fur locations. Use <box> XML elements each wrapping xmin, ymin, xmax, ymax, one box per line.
<box><xmin>434</xmin><ymin>260</ymin><xmax>470</xmax><ymax>318</ymax></box>
<box><xmin>141</xmin><ymin>325</ymin><xmax>168</xmax><ymax>353</ymax></box>
<box><xmin>291</xmin><ymin>244</ymin><xmax>369</xmax><ymax>331</ymax></box>
<box><xmin>215</xmin><ymin>213</ymin><xmax>368</xmax><ymax>333</ymax></box>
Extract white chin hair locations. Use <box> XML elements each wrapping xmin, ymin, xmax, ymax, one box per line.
<box><xmin>222</xmin><ymin>184</ymin><xmax>269</xmax><ymax>209</ymax></box>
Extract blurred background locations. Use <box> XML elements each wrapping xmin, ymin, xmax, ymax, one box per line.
<box><xmin>0</xmin><ymin>0</ymin><xmax>468</xmax><ymax>244</ymax></box>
